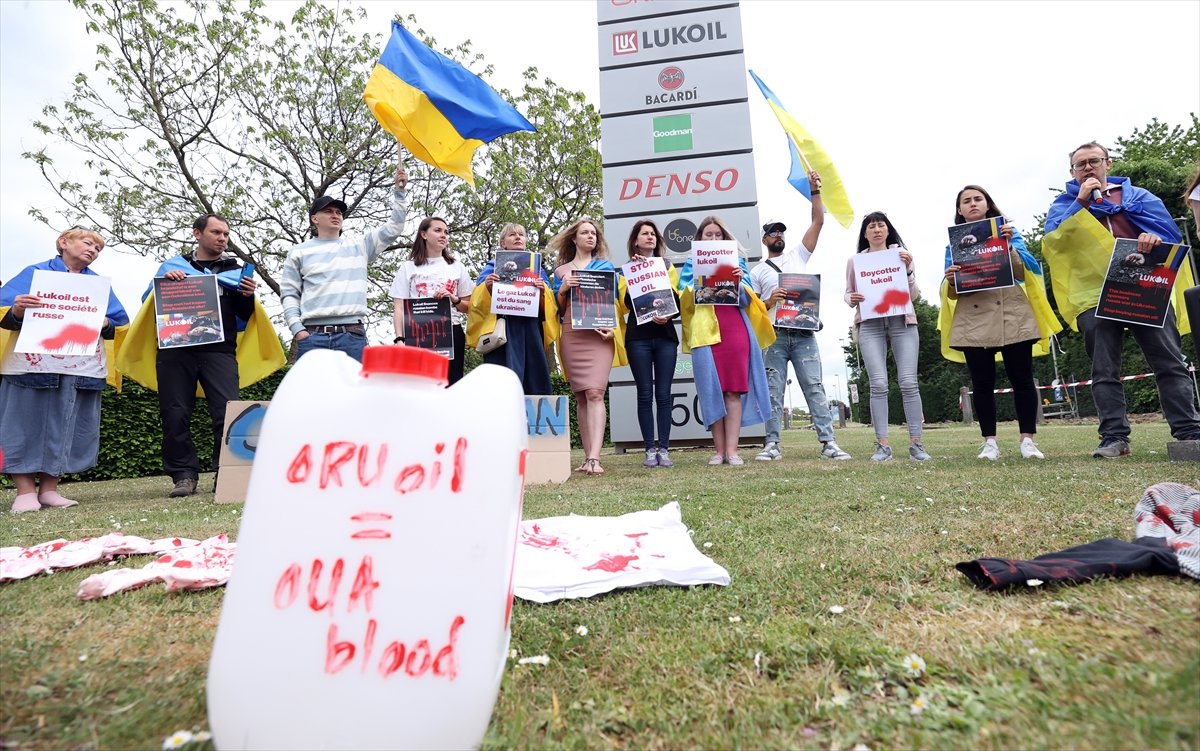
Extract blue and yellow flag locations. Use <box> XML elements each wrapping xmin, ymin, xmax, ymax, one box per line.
<box><xmin>748</xmin><ymin>70</ymin><xmax>854</xmax><ymax>229</ymax></box>
<box><xmin>363</xmin><ymin>21</ymin><xmax>535</xmax><ymax>186</ymax></box>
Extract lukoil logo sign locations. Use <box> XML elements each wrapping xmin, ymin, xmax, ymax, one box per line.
<box><xmin>611</xmin><ymin>22</ymin><xmax>728</xmax><ymax>57</ymax></box>
<box><xmin>653</xmin><ymin>114</ymin><xmax>693</xmax><ymax>153</ymax></box>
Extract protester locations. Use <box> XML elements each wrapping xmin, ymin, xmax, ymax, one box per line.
<box><xmin>551</xmin><ymin>219</ymin><xmax>625</xmax><ymax>476</ymax></box>
<box><xmin>750</xmin><ymin>170</ymin><xmax>850</xmax><ymax>462</ymax></box>
<box><xmin>939</xmin><ymin>186</ymin><xmax>1061</xmax><ymax>460</ymax></box>
<box><xmin>281</xmin><ymin>162</ymin><xmax>408</xmax><ymax>362</ymax></box>
<box><xmin>390</xmin><ymin>216</ymin><xmax>474</xmax><ymax>384</ymax></box>
<box><xmin>844</xmin><ymin>212</ymin><xmax>929</xmax><ymax>461</ymax></box>
<box><xmin>621</xmin><ymin>220</ymin><xmax>681</xmax><ymax>468</ymax></box>
<box><xmin>678</xmin><ymin>215</ymin><xmax>774</xmax><ymax>466</ymax></box>
<box><xmin>1044</xmin><ymin>141</ymin><xmax>1200</xmax><ymax>456</ymax></box>
<box><xmin>466</xmin><ymin>223</ymin><xmax>558</xmax><ymax>394</ymax></box>
<box><xmin>145</xmin><ymin>215</ymin><xmax>270</xmax><ymax>497</ymax></box>
<box><xmin>0</xmin><ymin>228</ymin><xmax>128</xmax><ymax>513</ymax></box>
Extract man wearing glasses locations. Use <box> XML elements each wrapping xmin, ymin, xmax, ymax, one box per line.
<box><xmin>749</xmin><ymin>170</ymin><xmax>851</xmax><ymax>462</ymax></box>
<box><xmin>1044</xmin><ymin>141</ymin><xmax>1200</xmax><ymax>457</ymax></box>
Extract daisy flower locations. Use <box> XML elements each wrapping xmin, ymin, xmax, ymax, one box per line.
<box><xmin>904</xmin><ymin>653</ymin><xmax>926</xmax><ymax>678</ymax></box>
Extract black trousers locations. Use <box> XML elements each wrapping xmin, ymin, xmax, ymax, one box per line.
<box><xmin>157</xmin><ymin>349</ymin><xmax>239</xmax><ymax>481</ymax></box>
<box><xmin>962</xmin><ymin>341</ymin><xmax>1037</xmax><ymax>436</ymax></box>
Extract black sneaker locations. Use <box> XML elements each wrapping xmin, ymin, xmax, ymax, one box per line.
<box><xmin>169</xmin><ymin>477</ymin><xmax>198</xmax><ymax>497</ymax></box>
<box><xmin>1091</xmin><ymin>437</ymin><xmax>1130</xmax><ymax>458</ymax></box>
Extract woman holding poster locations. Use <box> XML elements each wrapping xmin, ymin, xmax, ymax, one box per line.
<box><xmin>678</xmin><ymin>216</ymin><xmax>774</xmax><ymax>466</ymax></box>
<box><xmin>844</xmin><ymin>212</ymin><xmax>930</xmax><ymax>462</ymax></box>
<box><xmin>0</xmin><ymin>227</ymin><xmax>128</xmax><ymax>513</ymax></box>
<box><xmin>939</xmin><ymin>186</ymin><xmax>1059</xmax><ymax>461</ymax></box>
<box><xmin>622</xmin><ymin>220</ymin><xmax>681</xmax><ymax>468</ymax></box>
<box><xmin>390</xmin><ymin>216</ymin><xmax>475</xmax><ymax>384</ymax></box>
<box><xmin>551</xmin><ymin>220</ymin><xmax>625</xmax><ymax>475</ymax></box>
<box><xmin>467</xmin><ymin>224</ymin><xmax>557</xmax><ymax>395</ymax></box>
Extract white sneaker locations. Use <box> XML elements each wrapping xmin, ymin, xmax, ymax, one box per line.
<box><xmin>821</xmin><ymin>441</ymin><xmax>852</xmax><ymax>460</ymax></box>
<box><xmin>708</xmin><ymin>454</ymin><xmax>726</xmax><ymax>465</ymax></box>
<box><xmin>977</xmin><ymin>439</ymin><xmax>1000</xmax><ymax>461</ymax></box>
<box><xmin>1020</xmin><ymin>437</ymin><xmax>1045</xmax><ymax>459</ymax></box>
<box><xmin>756</xmin><ymin>443</ymin><xmax>781</xmax><ymax>461</ymax></box>
<box><xmin>726</xmin><ymin>455</ymin><xmax>745</xmax><ymax>466</ymax></box>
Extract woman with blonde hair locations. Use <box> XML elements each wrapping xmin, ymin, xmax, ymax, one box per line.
<box><xmin>550</xmin><ymin>219</ymin><xmax>627</xmax><ymax>475</ymax></box>
<box><xmin>0</xmin><ymin>227</ymin><xmax>128</xmax><ymax>512</ymax></box>
<box><xmin>466</xmin><ymin>223</ymin><xmax>557</xmax><ymax>394</ymax></box>
<box><xmin>677</xmin><ymin>215</ymin><xmax>773</xmax><ymax>465</ymax></box>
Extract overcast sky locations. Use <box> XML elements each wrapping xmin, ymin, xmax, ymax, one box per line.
<box><xmin>2</xmin><ymin>0</ymin><xmax>1197</xmax><ymax>407</ymax></box>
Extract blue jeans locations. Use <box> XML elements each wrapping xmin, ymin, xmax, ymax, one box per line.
<box><xmin>626</xmin><ymin>336</ymin><xmax>679</xmax><ymax>450</ymax></box>
<box><xmin>1076</xmin><ymin>307</ymin><xmax>1200</xmax><ymax>441</ymax></box>
<box><xmin>763</xmin><ymin>328</ymin><xmax>834</xmax><ymax>444</ymax></box>
<box><xmin>296</xmin><ymin>329</ymin><xmax>367</xmax><ymax>363</ymax></box>
<box><xmin>857</xmin><ymin>315</ymin><xmax>923</xmax><ymax>440</ymax></box>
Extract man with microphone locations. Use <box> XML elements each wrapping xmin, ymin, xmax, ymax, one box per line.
<box><xmin>1044</xmin><ymin>141</ymin><xmax>1200</xmax><ymax>457</ymax></box>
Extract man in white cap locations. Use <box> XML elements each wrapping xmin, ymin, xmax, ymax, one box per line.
<box><xmin>749</xmin><ymin>170</ymin><xmax>850</xmax><ymax>461</ymax></box>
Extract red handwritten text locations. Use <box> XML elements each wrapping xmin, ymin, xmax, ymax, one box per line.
<box><xmin>325</xmin><ymin>615</ymin><xmax>465</xmax><ymax>679</ymax></box>
<box><xmin>286</xmin><ymin>437</ymin><xmax>468</xmax><ymax>494</ymax></box>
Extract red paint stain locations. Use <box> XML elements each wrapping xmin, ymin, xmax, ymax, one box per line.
<box><xmin>584</xmin><ymin>554</ymin><xmax>639</xmax><ymax>573</ymax></box>
<box><xmin>873</xmin><ymin>289</ymin><xmax>910</xmax><ymax>315</ymax></box>
<box><xmin>40</xmin><ymin>323</ymin><xmax>98</xmax><ymax>350</ymax></box>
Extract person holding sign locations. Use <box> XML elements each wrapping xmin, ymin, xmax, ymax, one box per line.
<box><xmin>678</xmin><ymin>216</ymin><xmax>774</xmax><ymax>466</ymax></box>
<box><xmin>551</xmin><ymin>220</ymin><xmax>625</xmax><ymax>476</ymax></box>
<box><xmin>749</xmin><ymin>171</ymin><xmax>851</xmax><ymax>462</ymax></box>
<box><xmin>621</xmin><ymin>220</ymin><xmax>681</xmax><ymax>468</ymax></box>
<box><xmin>940</xmin><ymin>186</ymin><xmax>1061</xmax><ymax>461</ymax></box>
<box><xmin>1044</xmin><ymin>141</ymin><xmax>1200</xmax><ymax>456</ymax></box>
<box><xmin>281</xmin><ymin>162</ymin><xmax>409</xmax><ymax>362</ymax></box>
<box><xmin>0</xmin><ymin>227</ymin><xmax>128</xmax><ymax>513</ymax></box>
<box><xmin>844</xmin><ymin>212</ymin><xmax>930</xmax><ymax>462</ymax></box>
<box><xmin>467</xmin><ymin>224</ymin><xmax>558</xmax><ymax>395</ymax></box>
<box><xmin>389</xmin><ymin>216</ymin><xmax>474</xmax><ymax>384</ymax></box>
<box><xmin>126</xmin><ymin>214</ymin><xmax>274</xmax><ymax>498</ymax></box>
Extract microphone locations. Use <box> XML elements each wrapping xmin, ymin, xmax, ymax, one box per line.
<box><xmin>1090</xmin><ymin>188</ymin><xmax>1103</xmax><ymax>203</ymax></box>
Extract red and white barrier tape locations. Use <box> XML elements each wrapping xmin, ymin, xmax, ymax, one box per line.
<box><xmin>972</xmin><ymin>372</ymin><xmax>1156</xmax><ymax>396</ymax></box>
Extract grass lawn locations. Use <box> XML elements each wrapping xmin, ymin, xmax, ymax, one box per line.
<box><xmin>2</xmin><ymin>420</ymin><xmax>1198</xmax><ymax>750</ymax></box>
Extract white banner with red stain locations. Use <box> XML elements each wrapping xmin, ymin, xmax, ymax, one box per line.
<box><xmin>513</xmin><ymin>501</ymin><xmax>730</xmax><ymax>602</ymax></box>
<box><xmin>852</xmin><ymin>249</ymin><xmax>913</xmax><ymax>321</ymax></box>
<box><xmin>14</xmin><ymin>270</ymin><xmax>110</xmax><ymax>355</ymax></box>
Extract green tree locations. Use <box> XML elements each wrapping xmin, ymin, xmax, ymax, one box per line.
<box><xmin>25</xmin><ymin>0</ymin><xmax>601</xmax><ymax>328</ymax></box>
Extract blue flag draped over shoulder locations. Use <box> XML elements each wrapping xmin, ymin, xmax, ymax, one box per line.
<box><xmin>363</xmin><ymin>21</ymin><xmax>536</xmax><ymax>186</ymax></box>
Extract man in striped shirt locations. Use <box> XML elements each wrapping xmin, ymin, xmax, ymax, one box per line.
<box><xmin>281</xmin><ymin>163</ymin><xmax>409</xmax><ymax>361</ymax></box>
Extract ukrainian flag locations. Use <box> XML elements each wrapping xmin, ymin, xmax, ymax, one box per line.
<box><xmin>748</xmin><ymin>70</ymin><xmax>854</xmax><ymax>229</ymax></box>
<box><xmin>363</xmin><ymin>21</ymin><xmax>535</xmax><ymax>186</ymax></box>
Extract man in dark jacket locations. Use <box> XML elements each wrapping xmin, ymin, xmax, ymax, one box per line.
<box><xmin>152</xmin><ymin>214</ymin><xmax>256</xmax><ymax>496</ymax></box>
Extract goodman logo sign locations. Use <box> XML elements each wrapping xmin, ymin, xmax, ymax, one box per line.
<box><xmin>653</xmin><ymin>114</ymin><xmax>693</xmax><ymax>153</ymax></box>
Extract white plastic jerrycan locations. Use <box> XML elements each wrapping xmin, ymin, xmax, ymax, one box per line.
<box><xmin>207</xmin><ymin>346</ymin><xmax>527</xmax><ymax>750</ymax></box>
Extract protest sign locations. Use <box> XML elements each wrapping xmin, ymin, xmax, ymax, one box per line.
<box><xmin>14</xmin><ymin>270</ymin><xmax>111</xmax><ymax>355</ymax></box>
<box><xmin>570</xmin><ymin>270</ymin><xmax>617</xmax><ymax>329</ymax></box>
<box><xmin>622</xmin><ymin>257</ymin><xmax>678</xmax><ymax>324</ymax></box>
<box><xmin>948</xmin><ymin>216</ymin><xmax>1015</xmax><ymax>293</ymax></box>
<box><xmin>774</xmin><ymin>273</ymin><xmax>821</xmax><ymax>330</ymax></box>
<box><xmin>403</xmin><ymin>298</ymin><xmax>453</xmax><ymax>358</ymax></box>
<box><xmin>491</xmin><ymin>251</ymin><xmax>542</xmax><ymax>318</ymax></box>
<box><xmin>153</xmin><ymin>275</ymin><xmax>224</xmax><ymax>349</ymax></box>
<box><xmin>691</xmin><ymin>240</ymin><xmax>740</xmax><ymax>305</ymax></box>
<box><xmin>852</xmin><ymin>248</ymin><xmax>912</xmax><ymax>321</ymax></box>
<box><xmin>1096</xmin><ymin>239</ymin><xmax>1191</xmax><ymax>328</ymax></box>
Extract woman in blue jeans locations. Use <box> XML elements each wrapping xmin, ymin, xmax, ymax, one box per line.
<box><xmin>621</xmin><ymin>220</ymin><xmax>681</xmax><ymax>468</ymax></box>
<box><xmin>844</xmin><ymin>212</ymin><xmax>930</xmax><ymax>461</ymax></box>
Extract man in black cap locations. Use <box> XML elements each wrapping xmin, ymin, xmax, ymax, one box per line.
<box><xmin>749</xmin><ymin>170</ymin><xmax>850</xmax><ymax>461</ymax></box>
<box><xmin>280</xmin><ymin>163</ymin><xmax>409</xmax><ymax>361</ymax></box>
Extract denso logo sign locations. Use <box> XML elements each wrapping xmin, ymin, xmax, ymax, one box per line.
<box><xmin>618</xmin><ymin>169</ymin><xmax>739</xmax><ymax>201</ymax></box>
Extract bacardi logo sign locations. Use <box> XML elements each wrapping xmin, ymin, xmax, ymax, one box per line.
<box><xmin>658</xmin><ymin>66</ymin><xmax>684</xmax><ymax>91</ymax></box>
<box><xmin>612</xmin><ymin>31</ymin><xmax>638</xmax><ymax>56</ymax></box>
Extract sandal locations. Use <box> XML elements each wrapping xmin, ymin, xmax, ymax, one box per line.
<box><xmin>589</xmin><ymin>458</ymin><xmax>605</xmax><ymax>475</ymax></box>
<box><xmin>575</xmin><ymin>460</ymin><xmax>590</xmax><ymax>473</ymax></box>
